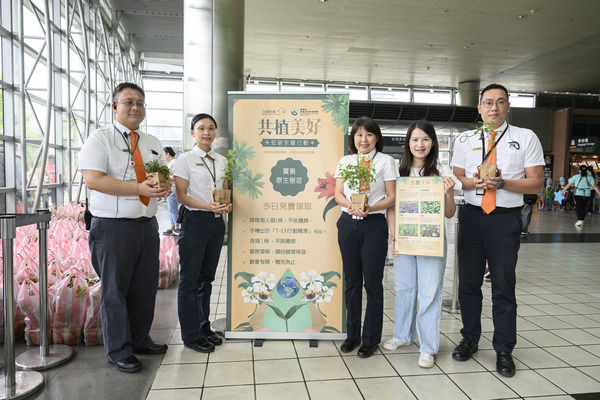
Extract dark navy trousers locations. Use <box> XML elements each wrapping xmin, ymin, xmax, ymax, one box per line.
<box><xmin>457</xmin><ymin>204</ymin><xmax>521</xmax><ymax>353</ymax></box>
<box><xmin>177</xmin><ymin>210</ymin><xmax>225</xmax><ymax>343</ymax></box>
<box><xmin>337</xmin><ymin>212</ymin><xmax>388</xmax><ymax>346</ymax></box>
<box><xmin>89</xmin><ymin>217</ymin><xmax>159</xmax><ymax>362</ymax></box>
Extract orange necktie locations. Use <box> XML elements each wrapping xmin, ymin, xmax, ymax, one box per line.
<box><xmin>359</xmin><ymin>156</ymin><xmax>371</xmax><ymax>193</ymax></box>
<box><xmin>481</xmin><ymin>131</ymin><xmax>497</xmax><ymax>214</ymax></box>
<box><xmin>130</xmin><ymin>132</ymin><xmax>149</xmax><ymax>206</ymax></box>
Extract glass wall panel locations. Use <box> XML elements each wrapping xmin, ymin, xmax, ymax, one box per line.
<box><xmin>413</xmin><ymin>89</ymin><xmax>452</xmax><ymax>104</ymax></box>
<box><xmin>370</xmin><ymin>87</ymin><xmax>410</xmax><ymax>102</ymax></box>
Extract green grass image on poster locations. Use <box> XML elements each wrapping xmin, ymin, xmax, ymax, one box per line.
<box><xmin>420</xmin><ymin>200</ymin><xmax>441</xmax><ymax>214</ymax></box>
<box><xmin>397</xmin><ymin>224</ymin><xmax>418</xmax><ymax>237</ymax></box>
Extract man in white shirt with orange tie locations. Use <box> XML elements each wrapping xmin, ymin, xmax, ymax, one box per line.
<box><xmin>451</xmin><ymin>84</ymin><xmax>544</xmax><ymax>378</ymax></box>
<box><xmin>80</xmin><ymin>82</ymin><xmax>170</xmax><ymax>373</ymax></box>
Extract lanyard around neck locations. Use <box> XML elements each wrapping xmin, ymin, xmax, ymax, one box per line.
<box><xmin>117</xmin><ymin>127</ymin><xmax>140</xmax><ymax>157</ymax></box>
<box><xmin>202</xmin><ymin>155</ymin><xmax>217</xmax><ymax>188</ymax></box>
<box><xmin>480</xmin><ymin>124</ymin><xmax>509</xmax><ymax>163</ymax></box>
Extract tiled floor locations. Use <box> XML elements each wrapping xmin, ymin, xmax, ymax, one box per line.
<box><xmin>145</xmin><ymin>207</ymin><xmax>600</xmax><ymax>400</ymax></box>
<box><xmin>12</xmin><ymin>204</ymin><xmax>600</xmax><ymax>399</ymax></box>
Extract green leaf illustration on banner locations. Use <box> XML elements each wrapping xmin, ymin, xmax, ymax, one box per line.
<box><xmin>264</xmin><ymin>269</ymin><xmax>311</xmax><ymax>332</ymax></box>
<box><xmin>237</xmin><ymin>169</ymin><xmax>265</xmax><ymax>200</ymax></box>
<box><xmin>226</xmin><ymin>140</ymin><xmax>264</xmax><ymax>199</ymax></box>
<box><xmin>321</xmin><ymin>325</ymin><xmax>341</xmax><ymax>333</ymax></box>
<box><xmin>322</xmin><ymin>198</ymin><xmax>338</xmax><ymax>221</ymax></box>
<box><xmin>233</xmin><ymin>139</ymin><xmax>256</xmax><ymax>170</ymax></box>
<box><xmin>321</xmin><ymin>94</ymin><xmax>349</xmax><ymax>134</ymax></box>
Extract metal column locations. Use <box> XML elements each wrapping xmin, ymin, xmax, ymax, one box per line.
<box><xmin>0</xmin><ymin>216</ymin><xmax>44</xmax><ymax>399</ymax></box>
<box><xmin>15</xmin><ymin>211</ymin><xmax>74</xmax><ymax>370</ymax></box>
<box><xmin>442</xmin><ymin>204</ymin><xmax>461</xmax><ymax>314</ymax></box>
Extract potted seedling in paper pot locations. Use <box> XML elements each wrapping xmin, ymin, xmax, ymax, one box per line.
<box><xmin>144</xmin><ymin>159</ymin><xmax>170</xmax><ymax>191</ymax></box>
<box><xmin>338</xmin><ymin>155</ymin><xmax>376</xmax><ymax>213</ymax></box>
<box><xmin>213</xmin><ymin>149</ymin><xmax>237</xmax><ymax>204</ymax></box>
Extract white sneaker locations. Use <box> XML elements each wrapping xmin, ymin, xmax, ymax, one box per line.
<box><xmin>418</xmin><ymin>352</ymin><xmax>435</xmax><ymax>368</ymax></box>
<box><xmin>575</xmin><ymin>220</ymin><xmax>584</xmax><ymax>227</ymax></box>
<box><xmin>383</xmin><ymin>337</ymin><xmax>409</xmax><ymax>350</ymax></box>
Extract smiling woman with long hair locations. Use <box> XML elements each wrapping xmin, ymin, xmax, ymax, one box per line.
<box><xmin>384</xmin><ymin>120</ymin><xmax>457</xmax><ymax>369</ymax></box>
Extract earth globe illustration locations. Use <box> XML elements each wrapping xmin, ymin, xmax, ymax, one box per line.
<box><xmin>276</xmin><ymin>276</ymin><xmax>300</xmax><ymax>298</ymax></box>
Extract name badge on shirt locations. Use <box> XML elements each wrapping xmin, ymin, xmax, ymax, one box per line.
<box><xmin>196</xmin><ymin>162</ymin><xmax>205</xmax><ymax>167</ymax></box>
<box><xmin>472</xmin><ymin>147</ymin><xmax>482</xmax><ymax>151</ymax></box>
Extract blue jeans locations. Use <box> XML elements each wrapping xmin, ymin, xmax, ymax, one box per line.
<box><xmin>392</xmin><ymin>243</ymin><xmax>446</xmax><ymax>355</ymax></box>
<box><xmin>167</xmin><ymin>192</ymin><xmax>179</xmax><ymax>227</ymax></box>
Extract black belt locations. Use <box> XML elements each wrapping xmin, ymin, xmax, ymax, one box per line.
<box><xmin>465</xmin><ymin>204</ymin><xmax>521</xmax><ymax>214</ymax></box>
<box><xmin>95</xmin><ymin>216</ymin><xmax>153</xmax><ymax>222</ymax></box>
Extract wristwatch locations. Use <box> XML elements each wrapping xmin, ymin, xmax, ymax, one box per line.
<box><xmin>498</xmin><ymin>179</ymin><xmax>505</xmax><ymax>190</ymax></box>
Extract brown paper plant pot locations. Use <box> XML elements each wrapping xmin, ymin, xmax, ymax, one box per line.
<box><xmin>350</xmin><ymin>193</ymin><xmax>368</xmax><ymax>212</ymax></box>
<box><xmin>478</xmin><ymin>164</ymin><xmax>497</xmax><ymax>182</ymax></box>
<box><xmin>146</xmin><ymin>172</ymin><xmax>170</xmax><ymax>191</ymax></box>
<box><xmin>213</xmin><ymin>189</ymin><xmax>231</xmax><ymax>205</ymax></box>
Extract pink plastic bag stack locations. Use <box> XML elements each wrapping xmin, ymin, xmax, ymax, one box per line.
<box><xmin>83</xmin><ymin>281</ymin><xmax>103</xmax><ymax>345</ymax></box>
<box><xmin>158</xmin><ymin>236</ymin><xmax>179</xmax><ymax>289</ymax></box>
<box><xmin>52</xmin><ymin>273</ymin><xmax>89</xmax><ymax>345</ymax></box>
<box><xmin>17</xmin><ymin>279</ymin><xmax>52</xmax><ymax>345</ymax></box>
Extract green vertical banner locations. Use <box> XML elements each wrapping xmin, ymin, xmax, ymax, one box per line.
<box><xmin>226</xmin><ymin>93</ymin><xmax>348</xmax><ymax>339</ymax></box>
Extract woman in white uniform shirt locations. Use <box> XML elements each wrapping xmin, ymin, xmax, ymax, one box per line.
<box><xmin>173</xmin><ymin>113</ymin><xmax>231</xmax><ymax>353</ymax></box>
<box><xmin>383</xmin><ymin>120</ymin><xmax>457</xmax><ymax>368</ymax></box>
<box><xmin>334</xmin><ymin>116</ymin><xmax>398</xmax><ymax>358</ymax></box>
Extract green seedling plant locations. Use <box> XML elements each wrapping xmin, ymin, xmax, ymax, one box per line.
<box><xmin>144</xmin><ymin>159</ymin><xmax>170</xmax><ymax>179</ymax></box>
<box><xmin>223</xmin><ymin>149</ymin><xmax>239</xmax><ymax>189</ymax></box>
<box><xmin>337</xmin><ymin>155</ymin><xmax>376</xmax><ymax>193</ymax></box>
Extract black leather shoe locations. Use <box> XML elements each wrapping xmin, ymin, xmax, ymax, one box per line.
<box><xmin>357</xmin><ymin>344</ymin><xmax>378</xmax><ymax>358</ymax></box>
<box><xmin>452</xmin><ymin>338</ymin><xmax>478</xmax><ymax>361</ymax></box>
<box><xmin>205</xmin><ymin>331</ymin><xmax>223</xmax><ymax>346</ymax></box>
<box><xmin>496</xmin><ymin>352</ymin><xmax>516</xmax><ymax>377</ymax></box>
<box><xmin>134</xmin><ymin>341</ymin><xmax>168</xmax><ymax>355</ymax></box>
<box><xmin>340</xmin><ymin>339</ymin><xmax>361</xmax><ymax>353</ymax></box>
<box><xmin>184</xmin><ymin>337</ymin><xmax>215</xmax><ymax>353</ymax></box>
<box><xmin>109</xmin><ymin>355</ymin><xmax>142</xmax><ymax>373</ymax></box>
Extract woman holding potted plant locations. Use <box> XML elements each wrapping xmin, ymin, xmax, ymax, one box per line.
<box><xmin>334</xmin><ymin>116</ymin><xmax>398</xmax><ymax>358</ymax></box>
<box><xmin>173</xmin><ymin>113</ymin><xmax>231</xmax><ymax>353</ymax></box>
<box><xmin>383</xmin><ymin>120</ymin><xmax>458</xmax><ymax>369</ymax></box>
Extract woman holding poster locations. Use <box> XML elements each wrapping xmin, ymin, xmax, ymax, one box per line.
<box><xmin>383</xmin><ymin>120</ymin><xmax>456</xmax><ymax>368</ymax></box>
<box><xmin>173</xmin><ymin>113</ymin><xmax>231</xmax><ymax>353</ymax></box>
<box><xmin>334</xmin><ymin>116</ymin><xmax>398</xmax><ymax>358</ymax></box>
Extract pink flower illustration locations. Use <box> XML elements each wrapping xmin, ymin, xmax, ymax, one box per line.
<box><xmin>315</xmin><ymin>171</ymin><xmax>336</xmax><ymax>200</ymax></box>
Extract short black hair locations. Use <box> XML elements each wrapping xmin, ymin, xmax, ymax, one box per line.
<box><xmin>480</xmin><ymin>83</ymin><xmax>509</xmax><ymax>102</ymax></box>
<box><xmin>348</xmin><ymin>116</ymin><xmax>384</xmax><ymax>154</ymax></box>
<box><xmin>164</xmin><ymin>146</ymin><xmax>176</xmax><ymax>157</ymax></box>
<box><xmin>112</xmin><ymin>82</ymin><xmax>145</xmax><ymax>104</ymax></box>
<box><xmin>191</xmin><ymin>113</ymin><xmax>218</xmax><ymax>130</ymax></box>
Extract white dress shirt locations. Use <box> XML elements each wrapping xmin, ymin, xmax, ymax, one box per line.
<box><xmin>335</xmin><ymin>149</ymin><xmax>399</xmax><ymax>215</ymax></box>
<box><xmin>79</xmin><ymin>121</ymin><xmax>164</xmax><ymax>218</ymax></box>
<box><xmin>173</xmin><ymin>145</ymin><xmax>227</xmax><ymax>210</ymax></box>
<box><xmin>451</xmin><ymin>122</ymin><xmax>544</xmax><ymax>208</ymax></box>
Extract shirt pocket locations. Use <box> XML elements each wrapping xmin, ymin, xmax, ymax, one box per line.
<box><xmin>498</xmin><ymin>152</ymin><xmax>524</xmax><ymax>178</ymax></box>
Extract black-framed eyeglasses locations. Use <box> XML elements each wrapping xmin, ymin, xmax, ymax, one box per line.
<box><xmin>118</xmin><ymin>101</ymin><xmax>146</xmax><ymax>108</ymax></box>
<box><xmin>481</xmin><ymin>99</ymin><xmax>508</xmax><ymax>109</ymax></box>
